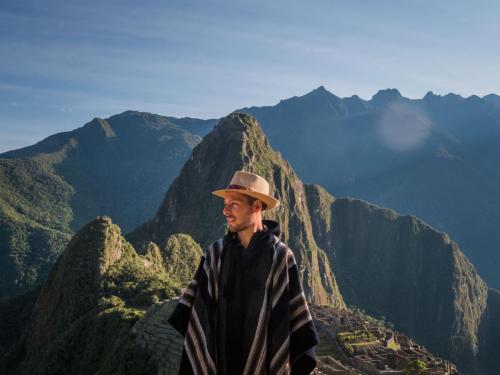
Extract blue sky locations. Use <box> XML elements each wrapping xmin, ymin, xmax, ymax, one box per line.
<box><xmin>1</xmin><ymin>0</ymin><xmax>499</xmax><ymax>152</ymax></box>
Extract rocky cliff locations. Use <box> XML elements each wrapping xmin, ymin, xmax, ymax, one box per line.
<box><xmin>305</xmin><ymin>183</ymin><xmax>489</xmax><ymax>373</ymax></box>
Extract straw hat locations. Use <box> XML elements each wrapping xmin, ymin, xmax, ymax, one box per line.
<box><xmin>211</xmin><ymin>170</ymin><xmax>280</xmax><ymax>210</ymax></box>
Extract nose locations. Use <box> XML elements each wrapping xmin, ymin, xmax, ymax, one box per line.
<box><xmin>223</xmin><ymin>204</ymin><xmax>231</xmax><ymax>216</ymax></box>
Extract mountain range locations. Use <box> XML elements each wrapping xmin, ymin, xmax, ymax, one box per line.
<box><xmin>3</xmin><ymin>87</ymin><xmax>500</xmax><ymax>296</ymax></box>
<box><xmin>239</xmin><ymin>86</ymin><xmax>500</xmax><ymax>289</ymax></box>
<box><xmin>1</xmin><ymin>88</ymin><xmax>500</xmax><ymax>373</ymax></box>
<box><xmin>0</xmin><ymin>111</ymin><xmax>216</xmax><ymax>296</ymax></box>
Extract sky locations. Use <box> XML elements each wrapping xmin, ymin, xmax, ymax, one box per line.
<box><xmin>1</xmin><ymin>0</ymin><xmax>499</xmax><ymax>153</ymax></box>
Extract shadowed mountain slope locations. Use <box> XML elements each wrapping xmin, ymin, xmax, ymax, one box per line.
<box><xmin>305</xmin><ymin>184</ymin><xmax>489</xmax><ymax>373</ymax></box>
<box><xmin>0</xmin><ymin>111</ymin><xmax>212</xmax><ymax>297</ymax></box>
<box><xmin>239</xmin><ymin>87</ymin><xmax>500</xmax><ymax>289</ymax></box>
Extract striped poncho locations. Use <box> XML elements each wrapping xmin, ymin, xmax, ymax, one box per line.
<box><xmin>168</xmin><ymin>220</ymin><xmax>319</xmax><ymax>374</ymax></box>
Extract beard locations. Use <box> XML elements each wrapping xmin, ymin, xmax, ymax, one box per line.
<box><xmin>227</xmin><ymin>218</ymin><xmax>252</xmax><ymax>233</ymax></box>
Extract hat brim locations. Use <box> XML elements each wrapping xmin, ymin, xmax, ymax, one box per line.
<box><xmin>211</xmin><ymin>189</ymin><xmax>280</xmax><ymax>210</ymax></box>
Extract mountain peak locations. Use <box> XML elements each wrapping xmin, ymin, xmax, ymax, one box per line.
<box><xmin>483</xmin><ymin>93</ymin><xmax>500</xmax><ymax>100</ymax></box>
<box><xmin>270</xmin><ymin>85</ymin><xmax>347</xmax><ymax>117</ymax></box>
<box><xmin>222</xmin><ymin>111</ymin><xmax>261</xmax><ymax>134</ymax></box>
<box><xmin>483</xmin><ymin>93</ymin><xmax>500</xmax><ymax>108</ymax></box>
<box><xmin>304</xmin><ymin>85</ymin><xmax>337</xmax><ymax>99</ymax></box>
<box><xmin>423</xmin><ymin>91</ymin><xmax>437</xmax><ymax>100</ymax></box>
<box><xmin>312</xmin><ymin>85</ymin><xmax>327</xmax><ymax>93</ymax></box>
<box><xmin>127</xmin><ymin>111</ymin><xmax>276</xmax><ymax>251</ymax></box>
<box><xmin>22</xmin><ymin>216</ymin><xmax>125</xmax><ymax>354</ymax></box>
<box><xmin>127</xmin><ymin>112</ymin><xmax>345</xmax><ymax>307</ymax></box>
<box><xmin>77</xmin><ymin>117</ymin><xmax>116</xmax><ymax>139</ymax></box>
<box><xmin>371</xmin><ymin>88</ymin><xmax>403</xmax><ymax>105</ymax></box>
<box><xmin>444</xmin><ymin>92</ymin><xmax>464</xmax><ymax>100</ymax></box>
<box><xmin>46</xmin><ymin>215</ymin><xmax>124</xmax><ymax>299</ymax></box>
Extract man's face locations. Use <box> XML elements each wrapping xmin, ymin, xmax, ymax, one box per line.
<box><xmin>222</xmin><ymin>191</ymin><xmax>261</xmax><ymax>232</ymax></box>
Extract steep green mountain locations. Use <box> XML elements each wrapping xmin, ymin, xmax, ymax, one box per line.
<box><xmin>0</xmin><ymin>111</ymin><xmax>213</xmax><ymax>297</ymax></box>
<box><xmin>0</xmin><ymin>149</ymin><xmax>75</xmax><ymax>297</ymax></box>
<box><xmin>305</xmin><ymin>185</ymin><xmax>489</xmax><ymax>373</ymax></box>
<box><xmin>127</xmin><ymin>112</ymin><xmax>345</xmax><ymax>308</ymax></box>
<box><xmin>239</xmin><ymin>87</ymin><xmax>500</xmax><ymax>288</ymax></box>
<box><xmin>0</xmin><ymin>215</ymin><xmax>202</xmax><ymax>375</ymax></box>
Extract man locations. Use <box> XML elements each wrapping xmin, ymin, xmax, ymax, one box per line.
<box><xmin>168</xmin><ymin>170</ymin><xmax>319</xmax><ymax>374</ymax></box>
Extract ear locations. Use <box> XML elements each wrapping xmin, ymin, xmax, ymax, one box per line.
<box><xmin>254</xmin><ymin>200</ymin><xmax>264</xmax><ymax>212</ymax></box>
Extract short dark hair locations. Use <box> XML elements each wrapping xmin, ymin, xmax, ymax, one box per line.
<box><xmin>245</xmin><ymin>195</ymin><xmax>267</xmax><ymax>211</ymax></box>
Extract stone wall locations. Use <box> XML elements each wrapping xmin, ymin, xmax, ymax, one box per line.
<box><xmin>133</xmin><ymin>298</ymin><xmax>184</xmax><ymax>375</ymax></box>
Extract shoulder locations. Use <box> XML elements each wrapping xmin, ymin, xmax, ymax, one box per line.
<box><xmin>204</xmin><ymin>238</ymin><xmax>224</xmax><ymax>257</ymax></box>
<box><xmin>274</xmin><ymin>238</ymin><xmax>297</xmax><ymax>266</ymax></box>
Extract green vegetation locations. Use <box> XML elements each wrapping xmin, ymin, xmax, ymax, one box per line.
<box><xmin>337</xmin><ymin>329</ymin><xmax>376</xmax><ymax>341</ymax></box>
<box><xmin>348</xmin><ymin>305</ymin><xmax>395</xmax><ymax>331</ymax></box>
<box><xmin>0</xmin><ymin>111</ymin><xmax>206</xmax><ymax>298</ymax></box>
<box><xmin>337</xmin><ymin>329</ymin><xmax>378</xmax><ymax>356</ymax></box>
<box><xmin>32</xmin><ymin>304</ymin><xmax>156</xmax><ymax>375</ymax></box>
<box><xmin>0</xmin><ymin>156</ymin><xmax>75</xmax><ymax>296</ymax></box>
<box><xmin>339</xmin><ymin>341</ymin><xmax>354</xmax><ymax>355</ymax></box>
<box><xmin>161</xmin><ymin>233</ymin><xmax>203</xmax><ymax>287</ymax></box>
<box><xmin>403</xmin><ymin>359</ymin><xmax>427</xmax><ymax>375</ymax></box>
<box><xmin>387</xmin><ymin>339</ymin><xmax>400</xmax><ymax>350</ymax></box>
<box><xmin>101</xmin><ymin>239</ymin><xmax>178</xmax><ymax>307</ymax></box>
<box><xmin>0</xmin><ymin>215</ymin><xmax>202</xmax><ymax>374</ymax></box>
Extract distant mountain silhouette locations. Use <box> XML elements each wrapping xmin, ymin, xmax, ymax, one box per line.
<box><xmin>483</xmin><ymin>93</ymin><xmax>500</xmax><ymax>109</ymax></box>
<box><xmin>239</xmin><ymin>86</ymin><xmax>500</xmax><ymax>289</ymax></box>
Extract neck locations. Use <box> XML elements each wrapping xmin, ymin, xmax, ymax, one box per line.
<box><xmin>238</xmin><ymin>219</ymin><xmax>264</xmax><ymax>249</ymax></box>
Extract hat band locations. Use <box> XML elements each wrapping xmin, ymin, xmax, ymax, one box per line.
<box><xmin>227</xmin><ymin>184</ymin><xmax>252</xmax><ymax>191</ymax></box>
